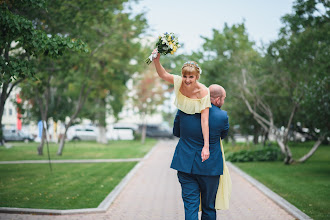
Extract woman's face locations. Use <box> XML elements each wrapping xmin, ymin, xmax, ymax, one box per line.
<box><xmin>182</xmin><ymin>73</ymin><xmax>198</xmax><ymax>87</ymax></box>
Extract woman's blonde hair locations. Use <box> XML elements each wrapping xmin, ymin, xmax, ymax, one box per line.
<box><xmin>181</xmin><ymin>61</ymin><xmax>201</xmax><ymax>78</ymax></box>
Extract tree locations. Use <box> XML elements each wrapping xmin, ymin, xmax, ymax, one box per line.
<box><xmin>12</xmin><ymin>0</ymin><xmax>148</xmax><ymax>154</ymax></box>
<box><xmin>34</xmin><ymin>0</ymin><xmax>148</xmax><ymax>154</ymax></box>
<box><xmin>197</xmin><ymin>23</ymin><xmax>263</xmax><ymax>144</ymax></box>
<box><xmin>19</xmin><ymin>61</ymin><xmax>75</xmax><ymax>154</ymax></box>
<box><xmin>0</xmin><ymin>0</ymin><xmax>87</xmax><ymax>145</ymax></box>
<box><xmin>240</xmin><ymin>0</ymin><xmax>329</xmax><ymax>164</ymax></box>
<box><xmin>132</xmin><ymin>65</ymin><xmax>168</xmax><ymax>144</ymax></box>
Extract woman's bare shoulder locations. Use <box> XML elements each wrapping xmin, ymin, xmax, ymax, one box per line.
<box><xmin>198</xmin><ymin>83</ymin><xmax>209</xmax><ymax>98</ymax></box>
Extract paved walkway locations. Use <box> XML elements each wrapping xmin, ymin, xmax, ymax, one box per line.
<box><xmin>0</xmin><ymin>140</ymin><xmax>296</xmax><ymax>220</ymax></box>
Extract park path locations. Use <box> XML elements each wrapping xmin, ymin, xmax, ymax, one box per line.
<box><xmin>0</xmin><ymin>140</ymin><xmax>296</xmax><ymax>220</ymax></box>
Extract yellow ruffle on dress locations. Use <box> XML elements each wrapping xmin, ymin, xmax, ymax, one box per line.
<box><xmin>173</xmin><ymin>75</ymin><xmax>211</xmax><ymax>114</ymax></box>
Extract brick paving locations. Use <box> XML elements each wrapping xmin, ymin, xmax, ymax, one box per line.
<box><xmin>0</xmin><ymin>140</ymin><xmax>296</xmax><ymax>220</ymax></box>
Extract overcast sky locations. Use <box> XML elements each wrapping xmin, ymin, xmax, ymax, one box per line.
<box><xmin>132</xmin><ymin>0</ymin><xmax>295</xmax><ymax>54</ymax></box>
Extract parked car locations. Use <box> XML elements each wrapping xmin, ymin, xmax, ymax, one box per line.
<box><xmin>3</xmin><ymin>129</ymin><xmax>35</xmax><ymax>142</ymax></box>
<box><xmin>66</xmin><ymin>125</ymin><xmax>97</xmax><ymax>141</ymax></box>
<box><xmin>107</xmin><ymin>126</ymin><xmax>135</xmax><ymax>140</ymax></box>
<box><xmin>138</xmin><ymin>124</ymin><xmax>174</xmax><ymax>139</ymax></box>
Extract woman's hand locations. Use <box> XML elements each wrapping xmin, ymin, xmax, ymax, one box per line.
<box><xmin>152</xmin><ymin>48</ymin><xmax>160</xmax><ymax>62</ymax></box>
<box><xmin>201</xmin><ymin>145</ymin><xmax>210</xmax><ymax>162</ymax></box>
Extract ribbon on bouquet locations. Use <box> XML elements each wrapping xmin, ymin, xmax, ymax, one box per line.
<box><xmin>145</xmin><ymin>48</ymin><xmax>158</xmax><ymax>65</ymax></box>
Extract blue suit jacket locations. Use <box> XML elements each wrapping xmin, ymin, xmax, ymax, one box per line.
<box><xmin>170</xmin><ymin>104</ymin><xmax>229</xmax><ymax>176</ymax></box>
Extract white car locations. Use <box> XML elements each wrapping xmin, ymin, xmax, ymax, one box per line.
<box><xmin>106</xmin><ymin>124</ymin><xmax>136</xmax><ymax>140</ymax></box>
<box><xmin>66</xmin><ymin>125</ymin><xmax>97</xmax><ymax>141</ymax></box>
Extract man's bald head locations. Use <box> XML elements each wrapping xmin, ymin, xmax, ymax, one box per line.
<box><xmin>209</xmin><ymin>84</ymin><xmax>226</xmax><ymax>108</ymax></box>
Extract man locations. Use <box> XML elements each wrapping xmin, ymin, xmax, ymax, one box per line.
<box><xmin>171</xmin><ymin>84</ymin><xmax>229</xmax><ymax>220</ymax></box>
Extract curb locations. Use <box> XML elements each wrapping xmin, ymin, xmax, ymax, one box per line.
<box><xmin>0</xmin><ymin>141</ymin><xmax>160</xmax><ymax>215</ymax></box>
<box><xmin>227</xmin><ymin>162</ymin><xmax>312</xmax><ymax>220</ymax></box>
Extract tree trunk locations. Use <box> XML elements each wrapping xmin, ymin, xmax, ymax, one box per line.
<box><xmin>298</xmin><ymin>135</ymin><xmax>325</xmax><ymax>163</ymax></box>
<box><xmin>253</xmin><ymin>123</ymin><xmax>259</xmax><ymax>144</ymax></box>
<box><xmin>57</xmin><ymin>123</ymin><xmax>71</xmax><ymax>156</ymax></box>
<box><xmin>97</xmin><ymin>97</ymin><xmax>108</xmax><ymax>144</ymax></box>
<box><xmin>141</xmin><ymin>123</ymin><xmax>146</xmax><ymax>144</ymax></box>
<box><xmin>0</xmin><ymin>45</ymin><xmax>10</xmax><ymax>146</ymax></box>
<box><xmin>0</xmin><ymin>82</ymin><xmax>8</xmax><ymax>146</ymax></box>
<box><xmin>57</xmin><ymin>84</ymin><xmax>92</xmax><ymax>155</ymax></box>
<box><xmin>284</xmin><ymin>154</ymin><xmax>294</xmax><ymax>165</ymax></box>
<box><xmin>37</xmin><ymin>126</ymin><xmax>46</xmax><ymax>155</ymax></box>
<box><xmin>97</xmin><ymin>126</ymin><xmax>108</xmax><ymax>144</ymax></box>
<box><xmin>262</xmin><ymin>131</ymin><xmax>268</xmax><ymax>147</ymax></box>
<box><xmin>0</xmin><ymin>79</ymin><xmax>22</xmax><ymax>145</ymax></box>
<box><xmin>57</xmin><ymin>133</ymin><xmax>66</xmax><ymax>156</ymax></box>
<box><xmin>277</xmin><ymin>139</ymin><xmax>294</xmax><ymax>164</ymax></box>
<box><xmin>253</xmin><ymin>133</ymin><xmax>258</xmax><ymax>145</ymax></box>
<box><xmin>245</xmin><ymin>135</ymin><xmax>249</xmax><ymax>143</ymax></box>
<box><xmin>230</xmin><ymin>133</ymin><xmax>236</xmax><ymax>146</ymax></box>
<box><xmin>35</xmin><ymin>84</ymin><xmax>49</xmax><ymax>156</ymax></box>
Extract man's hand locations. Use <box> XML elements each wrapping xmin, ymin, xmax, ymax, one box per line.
<box><xmin>201</xmin><ymin>146</ymin><xmax>210</xmax><ymax>162</ymax></box>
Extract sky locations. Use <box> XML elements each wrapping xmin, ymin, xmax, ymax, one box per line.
<box><xmin>131</xmin><ymin>0</ymin><xmax>295</xmax><ymax>54</ymax></box>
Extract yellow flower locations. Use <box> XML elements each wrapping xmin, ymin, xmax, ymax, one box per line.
<box><xmin>171</xmin><ymin>51</ymin><xmax>174</xmax><ymax>55</ymax></box>
<box><xmin>173</xmin><ymin>46</ymin><xmax>177</xmax><ymax>52</ymax></box>
<box><xmin>168</xmin><ymin>36</ymin><xmax>171</xmax><ymax>41</ymax></box>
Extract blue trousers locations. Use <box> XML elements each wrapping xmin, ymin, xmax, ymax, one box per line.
<box><xmin>177</xmin><ymin>171</ymin><xmax>220</xmax><ymax>220</ymax></box>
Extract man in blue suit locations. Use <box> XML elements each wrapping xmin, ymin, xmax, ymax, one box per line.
<box><xmin>171</xmin><ymin>84</ymin><xmax>229</xmax><ymax>220</ymax></box>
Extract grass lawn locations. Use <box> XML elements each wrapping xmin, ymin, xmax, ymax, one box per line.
<box><xmin>231</xmin><ymin>142</ymin><xmax>330</xmax><ymax>220</ymax></box>
<box><xmin>0</xmin><ymin>162</ymin><xmax>137</xmax><ymax>209</ymax></box>
<box><xmin>0</xmin><ymin>139</ymin><xmax>158</xmax><ymax>209</ymax></box>
<box><xmin>0</xmin><ymin>138</ymin><xmax>157</xmax><ymax>161</ymax></box>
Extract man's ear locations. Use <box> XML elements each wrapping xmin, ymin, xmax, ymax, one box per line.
<box><xmin>216</xmin><ymin>97</ymin><xmax>221</xmax><ymax>105</ymax></box>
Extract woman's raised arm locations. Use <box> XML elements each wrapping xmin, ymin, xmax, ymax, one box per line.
<box><xmin>153</xmin><ymin>52</ymin><xmax>174</xmax><ymax>84</ymax></box>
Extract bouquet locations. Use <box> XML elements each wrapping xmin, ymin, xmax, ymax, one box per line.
<box><xmin>145</xmin><ymin>32</ymin><xmax>181</xmax><ymax>65</ymax></box>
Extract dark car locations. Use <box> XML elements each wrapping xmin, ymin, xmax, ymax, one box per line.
<box><xmin>3</xmin><ymin>129</ymin><xmax>35</xmax><ymax>142</ymax></box>
<box><xmin>138</xmin><ymin>124</ymin><xmax>174</xmax><ymax>139</ymax></box>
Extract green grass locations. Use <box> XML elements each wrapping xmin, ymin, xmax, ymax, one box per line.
<box><xmin>232</xmin><ymin>142</ymin><xmax>330</xmax><ymax>220</ymax></box>
<box><xmin>0</xmin><ymin>139</ymin><xmax>157</xmax><ymax>161</ymax></box>
<box><xmin>0</xmin><ymin>139</ymin><xmax>157</xmax><ymax>209</ymax></box>
<box><xmin>0</xmin><ymin>162</ymin><xmax>137</xmax><ymax>209</ymax></box>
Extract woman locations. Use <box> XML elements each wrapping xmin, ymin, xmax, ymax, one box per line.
<box><xmin>152</xmin><ymin>51</ymin><xmax>211</xmax><ymax>162</ymax></box>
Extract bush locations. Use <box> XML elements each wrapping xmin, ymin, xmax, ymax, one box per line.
<box><xmin>226</xmin><ymin>147</ymin><xmax>284</xmax><ymax>162</ymax></box>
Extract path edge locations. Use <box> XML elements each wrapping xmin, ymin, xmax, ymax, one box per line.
<box><xmin>227</xmin><ymin>162</ymin><xmax>312</xmax><ymax>220</ymax></box>
<box><xmin>0</xmin><ymin>141</ymin><xmax>160</xmax><ymax>216</ymax></box>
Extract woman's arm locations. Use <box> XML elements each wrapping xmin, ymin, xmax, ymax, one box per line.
<box><xmin>201</xmin><ymin>107</ymin><xmax>210</xmax><ymax>162</ymax></box>
<box><xmin>153</xmin><ymin>52</ymin><xmax>174</xmax><ymax>84</ymax></box>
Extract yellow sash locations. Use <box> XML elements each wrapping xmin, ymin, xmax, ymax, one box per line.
<box><xmin>199</xmin><ymin>138</ymin><xmax>232</xmax><ymax>211</ymax></box>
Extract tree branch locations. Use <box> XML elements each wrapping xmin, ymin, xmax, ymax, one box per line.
<box><xmin>7</xmin><ymin>79</ymin><xmax>24</xmax><ymax>98</ymax></box>
<box><xmin>240</xmin><ymin>92</ymin><xmax>272</xmax><ymax>128</ymax></box>
<box><xmin>298</xmin><ymin>135</ymin><xmax>325</xmax><ymax>163</ymax></box>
